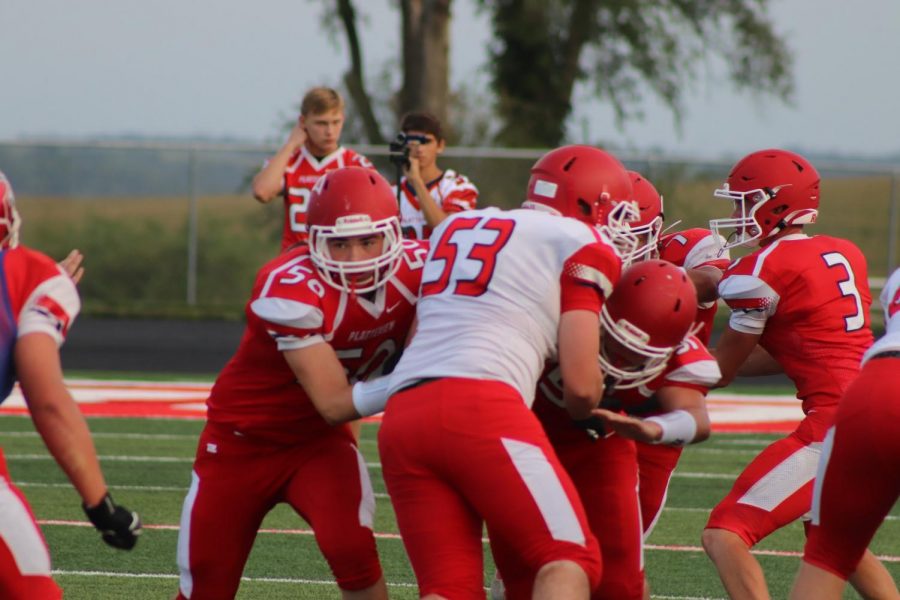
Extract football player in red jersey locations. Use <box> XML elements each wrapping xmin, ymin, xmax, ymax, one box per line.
<box><xmin>790</xmin><ymin>268</ymin><xmax>900</xmax><ymax>599</ymax></box>
<box><xmin>512</xmin><ymin>260</ymin><xmax>717</xmax><ymax>600</ymax></box>
<box><xmin>176</xmin><ymin>168</ymin><xmax>427</xmax><ymax>600</ymax></box>
<box><xmin>701</xmin><ymin>149</ymin><xmax>898</xmax><ymax>600</ymax></box>
<box><xmin>252</xmin><ymin>87</ymin><xmax>374</xmax><ymax>250</ymax></box>
<box><xmin>392</xmin><ymin>112</ymin><xmax>479</xmax><ymax>240</ymax></box>
<box><xmin>0</xmin><ymin>172</ymin><xmax>141</xmax><ymax>599</ymax></box>
<box><xmin>379</xmin><ymin>145</ymin><xmax>632</xmax><ymax>599</ymax></box>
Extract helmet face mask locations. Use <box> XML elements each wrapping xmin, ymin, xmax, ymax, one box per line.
<box><xmin>611</xmin><ymin>171</ymin><xmax>665</xmax><ymax>267</ymax></box>
<box><xmin>306</xmin><ymin>168</ymin><xmax>404</xmax><ymax>294</ymax></box>
<box><xmin>599</xmin><ymin>306</ymin><xmax>675</xmax><ymax>389</ymax></box>
<box><xmin>0</xmin><ymin>171</ymin><xmax>21</xmax><ymax>250</ymax></box>
<box><xmin>710</xmin><ymin>149</ymin><xmax>819</xmax><ymax>250</ymax></box>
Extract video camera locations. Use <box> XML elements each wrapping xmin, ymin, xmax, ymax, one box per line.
<box><xmin>388</xmin><ymin>132</ymin><xmax>429</xmax><ymax>170</ymax></box>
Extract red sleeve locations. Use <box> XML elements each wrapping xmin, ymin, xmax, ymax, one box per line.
<box><xmin>560</xmin><ymin>241</ymin><xmax>621</xmax><ymax>313</ymax></box>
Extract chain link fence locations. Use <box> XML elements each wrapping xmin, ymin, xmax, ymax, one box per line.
<box><xmin>2</xmin><ymin>140</ymin><xmax>897</xmax><ymax>318</ymax></box>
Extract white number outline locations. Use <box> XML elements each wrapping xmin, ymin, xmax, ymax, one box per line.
<box><xmin>822</xmin><ymin>252</ymin><xmax>865</xmax><ymax>332</ymax></box>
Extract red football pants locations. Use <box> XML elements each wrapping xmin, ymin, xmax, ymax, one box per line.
<box><xmin>176</xmin><ymin>422</ymin><xmax>381</xmax><ymax>599</ymax></box>
<box><xmin>804</xmin><ymin>357</ymin><xmax>900</xmax><ymax>579</ymax></box>
<box><xmin>706</xmin><ymin>407</ymin><xmax>835</xmax><ymax>546</ymax></box>
<box><xmin>0</xmin><ymin>449</ymin><xmax>61</xmax><ymax>600</ymax></box>
<box><xmin>379</xmin><ymin>378</ymin><xmax>601</xmax><ymax>600</ymax></box>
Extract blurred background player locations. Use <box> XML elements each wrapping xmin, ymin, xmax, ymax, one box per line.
<box><xmin>176</xmin><ymin>168</ymin><xmax>427</xmax><ymax>600</ymax></box>
<box><xmin>789</xmin><ymin>267</ymin><xmax>900</xmax><ymax>600</ymax></box>
<box><xmin>700</xmin><ymin>149</ymin><xmax>897</xmax><ymax>600</ymax></box>
<box><xmin>393</xmin><ymin>111</ymin><xmax>478</xmax><ymax>240</ymax></box>
<box><xmin>252</xmin><ymin>86</ymin><xmax>373</xmax><ymax>251</ymax></box>
<box><xmin>0</xmin><ymin>171</ymin><xmax>141</xmax><ymax>599</ymax></box>
<box><xmin>378</xmin><ymin>145</ymin><xmax>632</xmax><ymax>599</ymax></box>
<box><xmin>522</xmin><ymin>260</ymin><xmax>718</xmax><ymax>600</ymax></box>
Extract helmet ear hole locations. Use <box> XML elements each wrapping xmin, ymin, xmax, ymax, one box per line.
<box><xmin>576</xmin><ymin>198</ymin><xmax>591</xmax><ymax>218</ymax></box>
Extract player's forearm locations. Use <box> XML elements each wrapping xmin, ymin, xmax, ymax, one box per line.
<box><xmin>29</xmin><ymin>390</ymin><xmax>108</xmax><ymax>506</ymax></box>
<box><xmin>411</xmin><ymin>179</ymin><xmax>449</xmax><ymax>228</ymax></box>
<box><xmin>252</xmin><ymin>144</ymin><xmax>297</xmax><ymax>202</ymax></box>
<box><xmin>688</xmin><ymin>266</ymin><xmax>723</xmax><ymax>304</ymax></box>
<box><xmin>737</xmin><ymin>345</ymin><xmax>784</xmax><ymax>377</ymax></box>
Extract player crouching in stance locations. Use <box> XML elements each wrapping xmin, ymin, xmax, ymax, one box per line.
<box><xmin>175</xmin><ymin>167</ymin><xmax>427</xmax><ymax>600</ymax></box>
<box><xmin>0</xmin><ymin>171</ymin><xmax>140</xmax><ymax>600</ymax></box>
<box><xmin>790</xmin><ymin>268</ymin><xmax>900</xmax><ymax>599</ymax></box>
<box><xmin>524</xmin><ymin>260</ymin><xmax>718</xmax><ymax>600</ymax></box>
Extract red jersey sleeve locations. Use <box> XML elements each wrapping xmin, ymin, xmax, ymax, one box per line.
<box><xmin>560</xmin><ymin>240</ymin><xmax>621</xmax><ymax>313</ymax></box>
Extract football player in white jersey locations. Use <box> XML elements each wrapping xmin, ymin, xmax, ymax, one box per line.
<box><xmin>392</xmin><ymin>112</ymin><xmax>479</xmax><ymax>240</ymax></box>
<box><xmin>378</xmin><ymin>145</ymin><xmax>635</xmax><ymax>599</ymax></box>
<box><xmin>0</xmin><ymin>171</ymin><xmax>141</xmax><ymax>598</ymax></box>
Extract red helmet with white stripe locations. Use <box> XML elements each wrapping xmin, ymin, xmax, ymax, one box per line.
<box><xmin>710</xmin><ymin>149</ymin><xmax>820</xmax><ymax>250</ymax></box>
<box><xmin>600</xmin><ymin>260</ymin><xmax>698</xmax><ymax>388</ymax></box>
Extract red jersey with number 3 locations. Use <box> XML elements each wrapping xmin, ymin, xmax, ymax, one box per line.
<box><xmin>386</xmin><ymin>207</ymin><xmax>621</xmax><ymax>405</ymax></box>
<box><xmin>658</xmin><ymin>228</ymin><xmax>730</xmax><ymax>346</ymax></box>
<box><xmin>718</xmin><ymin>234</ymin><xmax>872</xmax><ymax>415</ymax></box>
<box><xmin>279</xmin><ymin>146</ymin><xmax>374</xmax><ymax>250</ymax></box>
<box><xmin>206</xmin><ymin>239</ymin><xmax>428</xmax><ymax>442</ymax></box>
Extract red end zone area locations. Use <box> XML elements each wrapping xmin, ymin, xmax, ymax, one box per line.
<box><xmin>0</xmin><ymin>379</ymin><xmax>806</xmax><ymax>433</ymax></box>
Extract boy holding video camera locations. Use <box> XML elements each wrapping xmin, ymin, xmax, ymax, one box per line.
<box><xmin>391</xmin><ymin>112</ymin><xmax>479</xmax><ymax>240</ymax></box>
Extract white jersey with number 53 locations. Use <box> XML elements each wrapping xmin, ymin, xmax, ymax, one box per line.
<box><xmin>387</xmin><ymin>207</ymin><xmax>621</xmax><ymax>405</ymax></box>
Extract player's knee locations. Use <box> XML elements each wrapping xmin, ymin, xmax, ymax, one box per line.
<box><xmin>702</xmin><ymin>527</ymin><xmax>745</xmax><ymax>558</ymax></box>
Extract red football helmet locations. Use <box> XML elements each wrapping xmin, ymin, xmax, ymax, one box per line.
<box><xmin>710</xmin><ymin>149</ymin><xmax>820</xmax><ymax>250</ymax></box>
<box><xmin>614</xmin><ymin>170</ymin><xmax>665</xmax><ymax>266</ymax></box>
<box><xmin>307</xmin><ymin>167</ymin><xmax>403</xmax><ymax>293</ymax></box>
<box><xmin>0</xmin><ymin>171</ymin><xmax>21</xmax><ymax>250</ymax></box>
<box><xmin>523</xmin><ymin>145</ymin><xmax>636</xmax><ymax>235</ymax></box>
<box><xmin>599</xmin><ymin>260</ymin><xmax>698</xmax><ymax>389</ymax></box>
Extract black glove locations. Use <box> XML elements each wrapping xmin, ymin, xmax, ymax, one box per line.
<box><xmin>83</xmin><ymin>492</ymin><xmax>142</xmax><ymax>550</ymax></box>
<box><xmin>572</xmin><ymin>416</ymin><xmax>607</xmax><ymax>441</ymax></box>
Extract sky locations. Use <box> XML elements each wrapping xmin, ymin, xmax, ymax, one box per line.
<box><xmin>2</xmin><ymin>0</ymin><xmax>900</xmax><ymax>159</ymax></box>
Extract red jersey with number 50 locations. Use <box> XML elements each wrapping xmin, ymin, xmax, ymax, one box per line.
<box><xmin>206</xmin><ymin>239</ymin><xmax>428</xmax><ymax>443</ymax></box>
<box><xmin>718</xmin><ymin>234</ymin><xmax>872</xmax><ymax>415</ymax></box>
<box><xmin>279</xmin><ymin>146</ymin><xmax>374</xmax><ymax>250</ymax></box>
<box><xmin>534</xmin><ymin>335</ymin><xmax>720</xmax><ymax>445</ymax></box>
<box><xmin>386</xmin><ymin>207</ymin><xmax>621</xmax><ymax>405</ymax></box>
<box><xmin>659</xmin><ymin>228</ymin><xmax>730</xmax><ymax>346</ymax></box>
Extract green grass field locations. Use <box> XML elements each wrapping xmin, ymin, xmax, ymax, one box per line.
<box><xmin>3</xmin><ymin>408</ymin><xmax>897</xmax><ymax>599</ymax></box>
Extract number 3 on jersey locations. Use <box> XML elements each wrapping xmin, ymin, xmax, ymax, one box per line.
<box><xmin>421</xmin><ymin>217</ymin><xmax>515</xmax><ymax>297</ymax></box>
<box><xmin>822</xmin><ymin>251</ymin><xmax>865</xmax><ymax>332</ymax></box>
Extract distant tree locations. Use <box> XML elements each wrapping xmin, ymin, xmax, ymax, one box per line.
<box><xmin>477</xmin><ymin>0</ymin><xmax>794</xmax><ymax>147</ymax></box>
<box><xmin>319</xmin><ymin>0</ymin><xmax>453</xmax><ymax>142</ymax></box>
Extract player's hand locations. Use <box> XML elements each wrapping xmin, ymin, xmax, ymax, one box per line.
<box><xmin>83</xmin><ymin>493</ymin><xmax>142</xmax><ymax>550</ymax></box>
<box><xmin>572</xmin><ymin>415</ymin><xmax>608</xmax><ymax>442</ymax></box>
<box><xmin>58</xmin><ymin>249</ymin><xmax>85</xmax><ymax>285</ymax></box>
<box><xmin>590</xmin><ymin>408</ymin><xmax>663</xmax><ymax>444</ymax></box>
<box><xmin>405</xmin><ymin>153</ymin><xmax>423</xmax><ymax>185</ymax></box>
<box><xmin>286</xmin><ymin>121</ymin><xmax>307</xmax><ymax>151</ymax></box>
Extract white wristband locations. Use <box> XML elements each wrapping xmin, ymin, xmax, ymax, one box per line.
<box><xmin>351</xmin><ymin>377</ymin><xmax>391</xmax><ymax>417</ymax></box>
<box><xmin>644</xmin><ymin>410</ymin><xmax>697</xmax><ymax>446</ymax></box>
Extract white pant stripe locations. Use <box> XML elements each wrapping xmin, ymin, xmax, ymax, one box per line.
<box><xmin>501</xmin><ymin>438</ymin><xmax>585</xmax><ymax>545</ymax></box>
<box><xmin>176</xmin><ymin>470</ymin><xmax>200</xmax><ymax>598</ymax></box>
<box><xmin>737</xmin><ymin>442</ymin><xmax>821</xmax><ymax>512</ymax></box>
<box><xmin>0</xmin><ymin>476</ymin><xmax>52</xmax><ymax>576</ymax></box>
<box><xmin>810</xmin><ymin>427</ymin><xmax>836</xmax><ymax>525</ymax></box>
